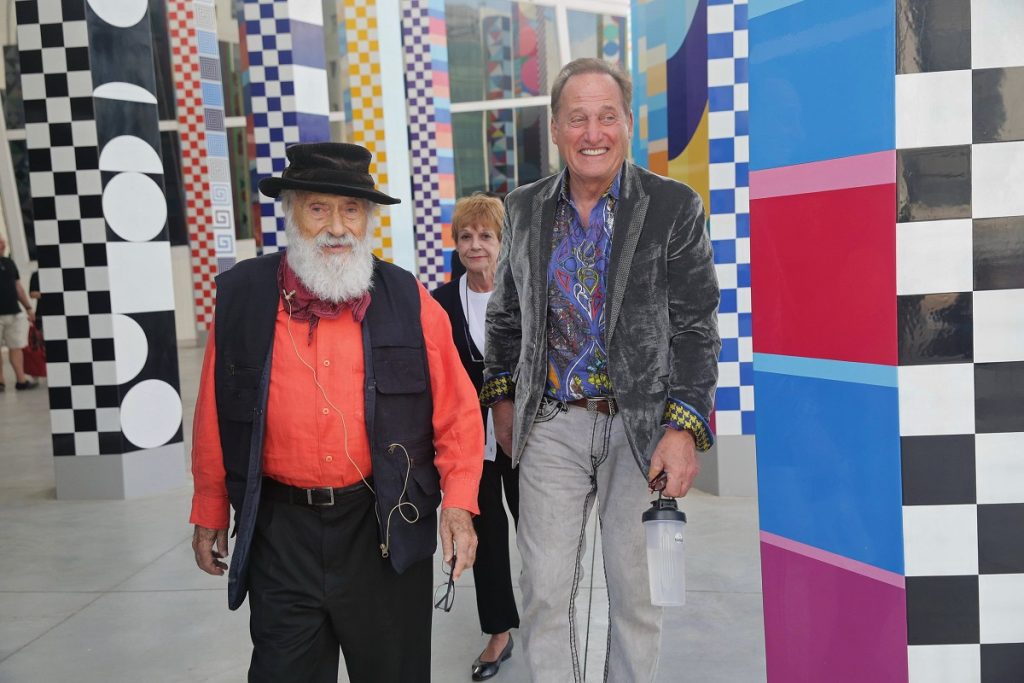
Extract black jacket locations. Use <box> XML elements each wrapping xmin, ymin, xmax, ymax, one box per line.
<box><xmin>214</xmin><ymin>252</ymin><xmax>440</xmax><ymax>610</ymax></box>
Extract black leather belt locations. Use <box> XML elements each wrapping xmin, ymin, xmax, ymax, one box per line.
<box><xmin>262</xmin><ymin>477</ymin><xmax>370</xmax><ymax>507</ymax></box>
<box><xmin>565</xmin><ymin>397</ymin><xmax>617</xmax><ymax>416</ymax></box>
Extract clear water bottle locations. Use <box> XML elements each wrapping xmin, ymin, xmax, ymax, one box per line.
<box><xmin>643</xmin><ymin>498</ymin><xmax>687</xmax><ymax>606</ymax></box>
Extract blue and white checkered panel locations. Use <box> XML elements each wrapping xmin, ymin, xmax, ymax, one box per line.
<box><xmin>243</xmin><ymin>0</ymin><xmax>300</xmax><ymax>252</ymax></box>
<box><xmin>708</xmin><ymin>0</ymin><xmax>753</xmax><ymax>436</ymax></box>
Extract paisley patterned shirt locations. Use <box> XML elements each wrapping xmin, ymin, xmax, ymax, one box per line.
<box><xmin>544</xmin><ymin>170</ymin><xmax>620</xmax><ymax>401</ymax></box>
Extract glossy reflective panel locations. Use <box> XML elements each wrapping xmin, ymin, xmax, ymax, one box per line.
<box><xmin>906</xmin><ymin>575</ymin><xmax>980</xmax><ymax>644</ymax></box>
<box><xmin>901</xmin><ymin>435</ymin><xmax>976</xmax><ymax>506</ymax></box>
<box><xmin>898</xmin><ymin>146</ymin><xmax>971</xmax><ymax>222</ymax></box>
<box><xmin>974</xmin><ymin>217</ymin><xmax>1024</xmax><ymax>291</ymax></box>
<box><xmin>975</xmin><ymin>361</ymin><xmax>1024</xmax><ymax>433</ymax></box>
<box><xmin>978</xmin><ymin>504</ymin><xmax>1024</xmax><ymax>574</ymax></box>
<box><xmin>896</xmin><ymin>0</ymin><xmax>970</xmax><ymax>74</ymax></box>
<box><xmin>974</xmin><ymin>67</ymin><xmax>1024</xmax><ymax>143</ymax></box>
<box><xmin>897</xmin><ymin>292</ymin><xmax>973</xmax><ymax>365</ymax></box>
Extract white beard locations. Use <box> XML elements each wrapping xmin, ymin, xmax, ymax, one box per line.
<box><xmin>284</xmin><ymin>216</ymin><xmax>375</xmax><ymax>303</ymax></box>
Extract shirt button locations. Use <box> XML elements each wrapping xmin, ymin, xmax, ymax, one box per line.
<box><xmin>322</xmin><ymin>407</ymin><xmax>329</xmax><ymax>415</ymax></box>
<box><xmin>325</xmin><ymin>455</ymin><xmax>333</xmax><ymax>463</ymax></box>
<box><xmin>323</xmin><ymin>359</ymin><xmax>330</xmax><ymax>367</ymax></box>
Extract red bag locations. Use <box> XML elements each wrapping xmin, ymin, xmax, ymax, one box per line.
<box><xmin>22</xmin><ymin>325</ymin><xmax>46</xmax><ymax>378</ymax></box>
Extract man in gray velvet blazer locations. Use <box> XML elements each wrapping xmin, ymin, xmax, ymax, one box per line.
<box><xmin>481</xmin><ymin>58</ymin><xmax>720</xmax><ymax>682</ymax></box>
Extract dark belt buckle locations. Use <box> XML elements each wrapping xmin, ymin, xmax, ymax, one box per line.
<box><xmin>306</xmin><ymin>487</ymin><xmax>335</xmax><ymax>506</ymax></box>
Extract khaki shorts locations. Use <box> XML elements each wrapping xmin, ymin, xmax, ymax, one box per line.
<box><xmin>0</xmin><ymin>313</ymin><xmax>29</xmax><ymax>349</ymax></box>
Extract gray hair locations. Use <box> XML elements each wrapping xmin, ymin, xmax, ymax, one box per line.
<box><xmin>550</xmin><ymin>58</ymin><xmax>633</xmax><ymax>119</ymax></box>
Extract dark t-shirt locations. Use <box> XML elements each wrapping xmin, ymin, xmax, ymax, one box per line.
<box><xmin>0</xmin><ymin>256</ymin><xmax>21</xmax><ymax>314</ymax></box>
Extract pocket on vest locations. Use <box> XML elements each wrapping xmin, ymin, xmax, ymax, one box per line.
<box><xmin>220</xmin><ymin>362</ymin><xmax>261</xmax><ymax>422</ymax></box>
<box><xmin>373</xmin><ymin>346</ymin><xmax>427</xmax><ymax>394</ymax></box>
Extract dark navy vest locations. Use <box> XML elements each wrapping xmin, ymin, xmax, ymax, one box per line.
<box><xmin>213</xmin><ymin>252</ymin><xmax>439</xmax><ymax>610</ymax></box>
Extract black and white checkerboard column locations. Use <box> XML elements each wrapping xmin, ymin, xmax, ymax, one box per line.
<box><xmin>896</xmin><ymin>0</ymin><xmax>1024</xmax><ymax>679</ymax></box>
<box><xmin>16</xmin><ymin>0</ymin><xmax>184</xmax><ymax>498</ymax></box>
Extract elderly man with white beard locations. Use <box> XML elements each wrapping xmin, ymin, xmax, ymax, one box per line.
<box><xmin>189</xmin><ymin>143</ymin><xmax>482</xmax><ymax>683</ymax></box>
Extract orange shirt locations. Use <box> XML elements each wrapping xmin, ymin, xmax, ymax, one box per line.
<box><xmin>190</xmin><ymin>283</ymin><xmax>483</xmax><ymax>529</ymax></box>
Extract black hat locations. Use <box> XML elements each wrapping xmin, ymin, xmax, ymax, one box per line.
<box><xmin>258</xmin><ymin>142</ymin><xmax>401</xmax><ymax>205</ymax></box>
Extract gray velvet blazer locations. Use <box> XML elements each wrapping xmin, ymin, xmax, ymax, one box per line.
<box><xmin>484</xmin><ymin>161</ymin><xmax>721</xmax><ymax>477</ymax></box>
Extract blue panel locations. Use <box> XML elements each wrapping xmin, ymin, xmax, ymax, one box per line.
<box><xmin>296</xmin><ymin>112</ymin><xmax>330</xmax><ymax>143</ymax></box>
<box><xmin>749</xmin><ymin>0</ymin><xmax>895</xmax><ymax>170</ymax></box>
<box><xmin>290</xmin><ymin>20</ymin><xmax>327</xmax><ymax>69</ymax></box>
<box><xmin>755</xmin><ymin>370</ymin><xmax>904</xmax><ymax>573</ymax></box>
<box><xmin>201</xmin><ymin>82</ymin><xmax>224</xmax><ymax>107</ymax></box>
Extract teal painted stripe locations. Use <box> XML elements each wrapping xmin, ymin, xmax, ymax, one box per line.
<box><xmin>749</xmin><ymin>0</ymin><xmax>805</xmax><ymax>19</ymax></box>
<box><xmin>753</xmin><ymin>353</ymin><xmax>897</xmax><ymax>387</ymax></box>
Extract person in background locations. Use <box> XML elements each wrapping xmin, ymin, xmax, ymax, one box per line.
<box><xmin>432</xmin><ymin>194</ymin><xmax>519</xmax><ymax>681</ymax></box>
<box><xmin>28</xmin><ymin>269</ymin><xmax>43</xmax><ymax>333</ymax></box>
<box><xmin>0</xmin><ymin>234</ymin><xmax>37</xmax><ymax>391</ymax></box>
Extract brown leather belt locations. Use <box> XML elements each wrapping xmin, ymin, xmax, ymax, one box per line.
<box><xmin>565</xmin><ymin>397</ymin><xmax>618</xmax><ymax>416</ymax></box>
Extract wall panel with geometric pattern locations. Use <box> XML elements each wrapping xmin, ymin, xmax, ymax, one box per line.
<box><xmin>17</xmin><ymin>0</ymin><xmax>184</xmax><ymax>499</ymax></box>
<box><xmin>751</xmin><ymin>0</ymin><xmax>1024</xmax><ymax>680</ymax></box>
<box><xmin>401</xmin><ymin>0</ymin><xmax>456</xmax><ymax>289</ymax></box>
<box><xmin>239</xmin><ymin>0</ymin><xmax>330</xmax><ymax>252</ymax></box>
<box><xmin>167</xmin><ymin>0</ymin><xmax>237</xmax><ymax>333</ymax></box>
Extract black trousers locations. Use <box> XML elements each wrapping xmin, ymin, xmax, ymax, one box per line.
<box><xmin>247</xmin><ymin>485</ymin><xmax>432</xmax><ymax>683</ymax></box>
<box><xmin>473</xmin><ymin>455</ymin><xmax>521</xmax><ymax>634</ymax></box>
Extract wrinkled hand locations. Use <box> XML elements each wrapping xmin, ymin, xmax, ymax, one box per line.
<box><xmin>192</xmin><ymin>525</ymin><xmax>229</xmax><ymax>575</ymax></box>
<box><xmin>647</xmin><ymin>429</ymin><xmax>700</xmax><ymax>498</ymax></box>
<box><xmin>439</xmin><ymin>508</ymin><xmax>477</xmax><ymax>580</ymax></box>
<box><xmin>491</xmin><ymin>399</ymin><xmax>514</xmax><ymax>456</ymax></box>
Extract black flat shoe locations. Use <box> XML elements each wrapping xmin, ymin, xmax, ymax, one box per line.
<box><xmin>471</xmin><ymin>635</ymin><xmax>513</xmax><ymax>681</ymax></box>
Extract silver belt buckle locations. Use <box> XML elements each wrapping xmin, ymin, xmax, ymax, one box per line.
<box><xmin>586</xmin><ymin>397</ymin><xmax>617</xmax><ymax>416</ymax></box>
<box><xmin>306</xmin><ymin>487</ymin><xmax>335</xmax><ymax>506</ymax></box>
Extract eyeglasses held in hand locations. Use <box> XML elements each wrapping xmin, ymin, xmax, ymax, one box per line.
<box><xmin>434</xmin><ymin>555</ymin><xmax>457</xmax><ymax>612</ymax></box>
<box><xmin>648</xmin><ymin>470</ymin><xmax>668</xmax><ymax>494</ymax></box>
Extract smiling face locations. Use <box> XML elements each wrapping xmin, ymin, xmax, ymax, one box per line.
<box><xmin>550</xmin><ymin>71</ymin><xmax>633</xmax><ymax>193</ymax></box>
<box><xmin>455</xmin><ymin>222</ymin><xmax>500</xmax><ymax>278</ymax></box>
<box><xmin>293</xmin><ymin>191</ymin><xmax>369</xmax><ymax>254</ymax></box>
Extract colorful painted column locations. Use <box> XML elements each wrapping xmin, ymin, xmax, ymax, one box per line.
<box><xmin>634</xmin><ymin>0</ymin><xmax>755</xmax><ymax>494</ymax></box>
<box><xmin>17</xmin><ymin>0</ymin><xmax>184</xmax><ymax>498</ymax></box>
<box><xmin>751</xmin><ymin>0</ymin><xmax>1024</xmax><ymax>680</ymax></box>
<box><xmin>167</xmin><ymin>0</ymin><xmax>237</xmax><ymax>334</ymax></box>
<box><xmin>239</xmin><ymin>0</ymin><xmax>331</xmax><ymax>252</ymax></box>
<box><xmin>401</xmin><ymin>0</ymin><xmax>455</xmax><ymax>288</ymax></box>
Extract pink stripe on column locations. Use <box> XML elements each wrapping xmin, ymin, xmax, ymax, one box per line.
<box><xmin>750</xmin><ymin>150</ymin><xmax>896</xmax><ymax>199</ymax></box>
<box><xmin>760</xmin><ymin>531</ymin><xmax>905</xmax><ymax>588</ymax></box>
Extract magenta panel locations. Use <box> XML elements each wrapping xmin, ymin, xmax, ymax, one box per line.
<box><xmin>761</xmin><ymin>541</ymin><xmax>909</xmax><ymax>683</ymax></box>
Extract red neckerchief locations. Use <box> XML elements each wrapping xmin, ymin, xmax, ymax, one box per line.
<box><xmin>278</xmin><ymin>254</ymin><xmax>371</xmax><ymax>344</ymax></box>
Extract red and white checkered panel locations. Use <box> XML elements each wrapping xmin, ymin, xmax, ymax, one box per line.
<box><xmin>167</xmin><ymin>0</ymin><xmax>217</xmax><ymax>331</ymax></box>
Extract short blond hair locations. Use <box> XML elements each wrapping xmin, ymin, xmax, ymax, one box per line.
<box><xmin>451</xmin><ymin>194</ymin><xmax>504</xmax><ymax>243</ymax></box>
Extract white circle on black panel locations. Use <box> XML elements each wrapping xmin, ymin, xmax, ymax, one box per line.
<box><xmin>112</xmin><ymin>314</ymin><xmax>148</xmax><ymax>384</ymax></box>
<box><xmin>121</xmin><ymin>380</ymin><xmax>182</xmax><ymax>449</ymax></box>
<box><xmin>103</xmin><ymin>172</ymin><xmax>167</xmax><ymax>242</ymax></box>
<box><xmin>86</xmin><ymin>0</ymin><xmax>147</xmax><ymax>28</ymax></box>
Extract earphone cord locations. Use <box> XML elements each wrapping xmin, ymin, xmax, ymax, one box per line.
<box><xmin>282</xmin><ymin>290</ymin><xmax>418</xmax><ymax>559</ymax></box>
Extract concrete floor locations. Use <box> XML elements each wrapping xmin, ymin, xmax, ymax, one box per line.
<box><xmin>0</xmin><ymin>345</ymin><xmax>766</xmax><ymax>682</ymax></box>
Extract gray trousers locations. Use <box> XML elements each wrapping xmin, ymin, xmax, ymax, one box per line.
<box><xmin>518</xmin><ymin>399</ymin><xmax>662</xmax><ymax>682</ymax></box>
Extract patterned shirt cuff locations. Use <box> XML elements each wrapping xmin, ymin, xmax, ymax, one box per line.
<box><xmin>480</xmin><ymin>372</ymin><xmax>514</xmax><ymax>407</ymax></box>
<box><xmin>662</xmin><ymin>398</ymin><xmax>714</xmax><ymax>452</ymax></box>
